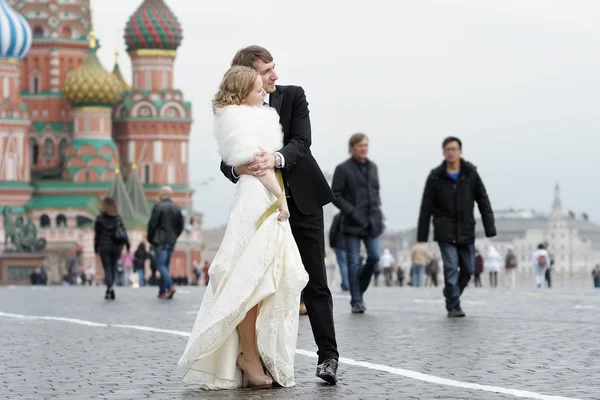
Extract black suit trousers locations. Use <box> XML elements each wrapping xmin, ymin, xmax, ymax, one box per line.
<box><xmin>288</xmin><ymin>196</ymin><xmax>339</xmax><ymax>363</ymax></box>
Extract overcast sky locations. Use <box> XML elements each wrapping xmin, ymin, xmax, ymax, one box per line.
<box><xmin>93</xmin><ymin>0</ymin><xmax>600</xmax><ymax>231</ymax></box>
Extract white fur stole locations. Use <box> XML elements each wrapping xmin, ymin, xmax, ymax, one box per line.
<box><xmin>213</xmin><ymin>105</ymin><xmax>284</xmax><ymax>167</ymax></box>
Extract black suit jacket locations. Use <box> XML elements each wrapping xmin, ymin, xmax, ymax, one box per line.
<box><xmin>220</xmin><ymin>85</ymin><xmax>333</xmax><ymax>215</ymax></box>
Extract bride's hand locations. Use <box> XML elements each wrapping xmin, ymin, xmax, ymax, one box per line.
<box><xmin>278</xmin><ymin>202</ymin><xmax>290</xmax><ymax>222</ymax></box>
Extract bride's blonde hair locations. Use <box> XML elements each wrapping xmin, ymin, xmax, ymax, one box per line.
<box><xmin>212</xmin><ymin>66</ymin><xmax>260</xmax><ymax>111</ymax></box>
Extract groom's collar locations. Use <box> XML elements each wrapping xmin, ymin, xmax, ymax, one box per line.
<box><xmin>269</xmin><ymin>86</ymin><xmax>282</xmax><ymax>114</ymax></box>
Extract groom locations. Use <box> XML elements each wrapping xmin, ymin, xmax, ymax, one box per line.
<box><xmin>219</xmin><ymin>45</ymin><xmax>339</xmax><ymax>385</ymax></box>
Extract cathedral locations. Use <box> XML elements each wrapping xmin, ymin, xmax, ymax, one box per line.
<box><xmin>0</xmin><ymin>0</ymin><xmax>202</xmax><ymax>283</ymax></box>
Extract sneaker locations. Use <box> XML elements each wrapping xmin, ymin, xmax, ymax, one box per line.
<box><xmin>447</xmin><ymin>307</ymin><xmax>466</xmax><ymax>318</ymax></box>
<box><xmin>351</xmin><ymin>303</ymin><xmax>364</xmax><ymax>314</ymax></box>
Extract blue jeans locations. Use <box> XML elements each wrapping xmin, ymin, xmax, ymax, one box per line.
<box><xmin>345</xmin><ymin>235</ymin><xmax>380</xmax><ymax>306</ymax></box>
<box><xmin>335</xmin><ymin>248</ymin><xmax>349</xmax><ymax>291</ymax></box>
<box><xmin>439</xmin><ymin>242</ymin><xmax>475</xmax><ymax>311</ymax></box>
<box><xmin>155</xmin><ymin>244</ymin><xmax>175</xmax><ymax>294</ymax></box>
<box><xmin>411</xmin><ymin>264</ymin><xmax>426</xmax><ymax>287</ymax></box>
<box><xmin>137</xmin><ymin>269</ymin><xmax>145</xmax><ymax>286</ymax></box>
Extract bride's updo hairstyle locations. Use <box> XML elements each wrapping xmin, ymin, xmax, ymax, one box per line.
<box><xmin>212</xmin><ymin>66</ymin><xmax>259</xmax><ymax>111</ymax></box>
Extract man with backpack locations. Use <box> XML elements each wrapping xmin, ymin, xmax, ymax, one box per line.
<box><xmin>532</xmin><ymin>243</ymin><xmax>552</xmax><ymax>288</ymax></box>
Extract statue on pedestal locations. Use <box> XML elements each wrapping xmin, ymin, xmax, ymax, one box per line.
<box><xmin>2</xmin><ymin>207</ymin><xmax>47</xmax><ymax>253</ymax></box>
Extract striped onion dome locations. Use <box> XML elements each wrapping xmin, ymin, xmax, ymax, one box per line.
<box><xmin>124</xmin><ymin>0</ymin><xmax>182</xmax><ymax>52</ymax></box>
<box><xmin>0</xmin><ymin>0</ymin><xmax>32</xmax><ymax>60</ymax></box>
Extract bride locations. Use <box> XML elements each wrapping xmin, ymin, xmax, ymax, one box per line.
<box><xmin>177</xmin><ymin>66</ymin><xmax>309</xmax><ymax>390</ymax></box>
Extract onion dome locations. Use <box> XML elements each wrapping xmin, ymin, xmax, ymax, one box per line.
<box><xmin>112</xmin><ymin>50</ymin><xmax>131</xmax><ymax>90</ymax></box>
<box><xmin>63</xmin><ymin>32</ymin><xmax>125</xmax><ymax>108</ymax></box>
<box><xmin>0</xmin><ymin>0</ymin><xmax>32</xmax><ymax>60</ymax></box>
<box><xmin>124</xmin><ymin>0</ymin><xmax>182</xmax><ymax>52</ymax></box>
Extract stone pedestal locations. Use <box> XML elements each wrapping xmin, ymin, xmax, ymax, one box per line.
<box><xmin>0</xmin><ymin>253</ymin><xmax>45</xmax><ymax>285</ymax></box>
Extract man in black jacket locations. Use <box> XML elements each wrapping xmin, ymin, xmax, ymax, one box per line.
<box><xmin>147</xmin><ymin>186</ymin><xmax>184</xmax><ymax>300</ymax></box>
<box><xmin>331</xmin><ymin>133</ymin><xmax>383</xmax><ymax>314</ymax></box>
<box><xmin>218</xmin><ymin>45</ymin><xmax>339</xmax><ymax>384</ymax></box>
<box><xmin>417</xmin><ymin>137</ymin><xmax>496</xmax><ymax>318</ymax></box>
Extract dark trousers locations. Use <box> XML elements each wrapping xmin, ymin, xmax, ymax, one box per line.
<box><xmin>545</xmin><ymin>268</ymin><xmax>552</xmax><ymax>288</ymax></box>
<box><xmin>288</xmin><ymin>197</ymin><xmax>338</xmax><ymax>363</ymax></box>
<box><xmin>474</xmin><ymin>273</ymin><xmax>482</xmax><ymax>287</ymax></box>
<box><xmin>430</xmin><ymin>273</ymin><xmax>439</xmax><ymax>287</ymax></box>
<box><xmin>100</xmin><ymin>250</ymin><xmax>121</xmax><ymax>288</ymax></box>
<box><xmin>439</xmin><ymin>242</ymin><xmax>475</xmax><ymax>311</ymax></box>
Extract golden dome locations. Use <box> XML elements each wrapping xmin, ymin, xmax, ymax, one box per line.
<box><xmin>63</xmin><ymin>32</ymin><xmax>126</xmax><ymax>108</ymax></box>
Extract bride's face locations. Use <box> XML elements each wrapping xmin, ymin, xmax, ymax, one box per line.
<box><xmin>243</xmin><ymin>75</ymin><xmax>266</xmax><ymax>106</ymax></box>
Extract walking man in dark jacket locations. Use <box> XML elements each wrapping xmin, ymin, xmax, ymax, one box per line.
<box><xmin>147</xmin><ymin>186</ymin><xmax>184</xmax><ymax>299</ymax></box>
<box><xmin>417</xmin><ymin>137</ymin><xmax>496</xmax><ymax>317</ymax></box>
<box><xmin>332</xmin><ymin>133</ymin><xmax>384</xmax><ymax>314</ymax></box>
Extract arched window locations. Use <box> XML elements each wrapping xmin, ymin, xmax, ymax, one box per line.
<box><xmin>62</xmin><ymin>26</ymin><xmax>72</xmax><ymax>38</ymax></box>
<box><xmin>59</xmin><ymin>138</ymin><xmax>68</xmax><ymax>157</ymax></box>
<box><xmin>33</xmin><ymin>26</ymin><xmax>44</xmax><ymax>37</ymax></box>
<box><xmin>40</xmin><ymin>214</ymin><xmax>50</xmax><ymax>228</ymax></box>
<box><xmin>56</xmin><ymin>214</ymin><xmax>67</xmax><ymax>228</ymax></box>
<box><xmin>43</xmin><ymin>138</ymin><xmax>54</xmax><ymax>156</ymax></box>
<box><xmin>29</xmin><ymin>138</ymin><xmax>39</xmax><ymax>165</ymax></box>
<box><xmin>30</xmin><ymin>72</ymin><xmax>41</xmax><ymax>94</ymax></box>
<box><xmin>143</xmin><ymin>164</ymin><xmax>151</xmax><ymax>184</ymax></box>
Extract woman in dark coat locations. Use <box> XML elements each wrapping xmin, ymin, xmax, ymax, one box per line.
<box><xmin>94</xmin><ymin>197</ymin><xmax>130</xmax><ymax>300</ymax></box>
<box><xmin>133</xmin><ymin>242</ymin><xmax>149</xmax><ymax>286</ymax></box>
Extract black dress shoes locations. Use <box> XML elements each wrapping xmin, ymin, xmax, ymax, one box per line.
<box><xmin>316</xmin><ymin>359</ymin><xmax>338</xmax><ymax>385</ymax></box>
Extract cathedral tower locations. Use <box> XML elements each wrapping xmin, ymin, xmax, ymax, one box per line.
<box><xmin>113</xmin><ymin>0</ymin><xmax>193</xmax><ymax>207</ymax></box>
<box><xmin>62</xmin><ymin>26</ymin><xmax>125</xmax><ymax>183</ymax></box>
<box><xmin>11</xmin><ymin>0</ymin><xmax>92</xmax><ymax>177</ymax></box>
<box><xmin>0</xmin><ymin>0</ymin><xmax>33</xmax><ymax>205</ymax></box>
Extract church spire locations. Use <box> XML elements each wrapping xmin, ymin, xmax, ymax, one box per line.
<box><xmin>551</xmin><ymin>182</ymin><xmax>563</xmax><ymax>217</ymax></box>
<box><xmin>125</xmin><ymin>164</ymin><xmax>151</xmax><ymax>217</ymax></box>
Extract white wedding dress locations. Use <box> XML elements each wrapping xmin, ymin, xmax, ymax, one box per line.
<box><xmin>177</xmin><ymin>105</ymin><xmax>309</xmax><ymax>390</ymax></box>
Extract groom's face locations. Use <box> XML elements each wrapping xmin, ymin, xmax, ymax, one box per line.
<box><xmin>253</xmin><ymin>60</ymin><xmax>278</xmax><ymax>93</ymax></box>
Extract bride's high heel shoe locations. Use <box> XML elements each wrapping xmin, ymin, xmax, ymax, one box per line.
<box><xmin>237</xmin><ymin>355</ymin><xmax>273</xmax><ymax>390</ymax></box>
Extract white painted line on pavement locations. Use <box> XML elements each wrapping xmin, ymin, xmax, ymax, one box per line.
<box><xmin>414</xmin><ymin>299</ymin><xmax>488</xmax><ymax>306</ymax></box>
<box><xmin>573</xmin><ymin>305</ymin><xmax>595</xmax><ymax>310</ymax></box>
<box><xmin>0</xmin><ymin>311</ymin><xmax>582</xmax><ymax>400</ymax></box>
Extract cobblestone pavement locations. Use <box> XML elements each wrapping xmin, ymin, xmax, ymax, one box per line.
<box><xmin>1</xmin><ymin>284</ymin><xmax>599</xmax><ymax>399</ymax></box>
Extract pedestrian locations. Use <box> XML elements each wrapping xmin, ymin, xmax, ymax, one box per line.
<box><xmin>380</xmin><ymin>248</ymin><xmax>395</xmax><ymax>287</ymax></box>
<box><xmin>486</xmin><ymin>245</ymin><xmax>502</xmax><ymax>288</ymax></box>
<box><xmin>417</xmin><ymin>136</ymin><xmax>496</xmax><ymax>317</ymax></box>
<box><xmin>426</xmin><ymin>255</ymin><xmax>440</xmax><ymax>287</ymax></box>
<box><xmin>147</xmin><ymin>186</ymin><xmax>185</xmax><ymax>300</ymax></box>
<box><xmin>331</xmin><ymin>132</ymin><xmax>384</xmax><ymax>314</ymax></box>
<box><xmin>504</xmin><ymin>246</ymin><xmax>518</xmax><ymax>289</ymax></box>
<box><xmin>94</xmin><ymin>197</ymin><xmax>130</xmax><ymax>300</ymax></box>
<box><xmin>532</xmin><ymin>243</ymin><xmax>551</xmax><ymax>288</ymax></box>
<box><xmin>592</xmin><ymin>264</ymin><xmax>600</xmax><ymax>288</ymax></box>
<box><xmin>410</xmin><ymin>243</ymin><xmax>429</xmax><ymax>287</ymax></box>
<box><xmin>474</xmin><ymin>249</ymin><xmax>484</xmax><ymax>287</ymax></box>
<box><xmin>542</xmin><ymin>241</ymin><xmax>554</xmax><ymax>288</ymax></box>
<box><xmin>133</xmin><ymin>242</ymin><xmax>149</xmax><ymax>286</ymax></box>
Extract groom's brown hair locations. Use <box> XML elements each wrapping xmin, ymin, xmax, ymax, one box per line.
<box><xmin>231</xmin><ymin>45</ymin><xmax>273</xmax><ymax>68</ymax></box>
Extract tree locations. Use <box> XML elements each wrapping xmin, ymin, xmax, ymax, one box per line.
<box><xmin>582</xmin><ymin>212</ymin><xmax>589</xmax><ymax>221</ymax></box>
